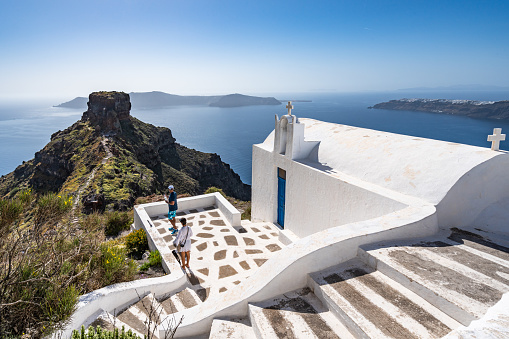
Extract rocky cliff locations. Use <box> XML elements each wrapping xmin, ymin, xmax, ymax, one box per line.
<box><xmin>0</xmin><ymin>91</ymin><xmax>250</xmax><ymax>211</ymax></box>
<box><xmin>371</xmin><ymin>98</ymin><xmax>509</xmax><ymax>120</ymax></box>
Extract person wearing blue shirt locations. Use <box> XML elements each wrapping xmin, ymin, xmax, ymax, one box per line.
<box><xmin>164</xmin><ymin>185</ymin><xmax>178</xmax><ymax>235</ymax></box>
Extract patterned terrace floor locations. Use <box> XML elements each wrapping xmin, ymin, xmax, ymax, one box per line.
<box><xmin>150</xmin><ymin>206</ymin><xmax>285</xmax><ymax>301</ymax></box>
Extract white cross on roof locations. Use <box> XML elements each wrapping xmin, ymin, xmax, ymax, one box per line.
<box><xmin>286</xmin><ymin>101</ymin><xmax>293</xmax><ymax>115</ymax></box>
<box><xmin>488</xmin><ymin>128</ymin><xmax>506</xmax><ymax>151</ymax></box>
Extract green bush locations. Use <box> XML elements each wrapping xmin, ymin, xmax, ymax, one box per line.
<box><xmin>125</xmin><ymin>229</ymin><xmax>149</xmax><ymax>256</ymax></box>
<box><xmin>72</xmin><ymin>325</ymin><xmax>141</xmax><ymax>339</ymax></box>
<box><xmin>80</xmin><ymin>212</ymin><xmax>105</xmax><ymax>232</ymax></box>
<box><xmin>241</xmin><ymin>206</ymin><xmax>251</xmax><ymax>220</ymax></box>
<box><xmin>0</xmin><ymin>198</ymin><xmax>23</xmax><ymax>227</ymax></box>
<box><xmin>35</xmin><ymin>193</ymin><xmax>73</xmax><ymax>225</ymax></box>
<box><xmin>140</xmin><ymin>250</ymin><xmax>162</xmax><ymax>271</ymax></box>
<box><xmin>99</xmin><ymin>242</ymin><xmax>137</xmax><ymax>286</ymax></box>
<box><xmin>17</xmin><ymin>187</ymin><xmax>34</xmax><ymax>206</ymax></box>
<box><xmin>204</xmin><ymin>186</ymin><xmax>226</xmax><ymax>197</ymax></box>
<box><xmin>105</xmin><ymin>211</ymin><xmax>132</xmax><ymax>236</ymax></box>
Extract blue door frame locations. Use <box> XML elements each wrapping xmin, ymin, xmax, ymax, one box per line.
<box><xmin>277</xmin><ymin>176</ymin><xmax>286</xmax><ymax>227</ymax></box>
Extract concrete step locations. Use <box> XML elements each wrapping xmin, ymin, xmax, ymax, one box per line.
<box><xmin>447</xmin><ymin>228</ymin><xmax>509</xmax><ymax>262</ymax></box>
<box><xmin>158</xmin><ymin>287</ymin><xmax>203</xmax><ymax>315</ymax></box>
<box><xmin>209</xmin><ymin>318</ymin><xmax>255</xmax><ymax>339</ymax></box>
<box><xmin>310</xmin><ymin>258</ymin><xmax>459</xmax><ymax>339</ymax></box>
<box><xmin>90</xmin><ymin>309</ymin><xmax>145</xmax><ymax>338</ymax></box>
<box><xmin>359</xmin><ymin>234</ymin><xmax>509</xmax><ymax>326</ymax></box>
<box><xmin>249</xmin><ymin>288</ymin><xmax>351</xmax><ymax>338</ymax></box>
<box><xmin>116</xmin><ymin>293</ymin><xmax>165</xmax><ymax>338</ymax></box>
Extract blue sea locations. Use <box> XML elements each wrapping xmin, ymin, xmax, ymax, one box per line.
<box><xmin>1</xmin><ymin>91</ymin><xmax>509</xmax><ymax>185</ymax></box>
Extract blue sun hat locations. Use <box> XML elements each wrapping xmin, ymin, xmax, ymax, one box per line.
<box><xmin>168</xmin><ymin>185</ymin><xmax>174</xmax><ymax>190</ymax></box>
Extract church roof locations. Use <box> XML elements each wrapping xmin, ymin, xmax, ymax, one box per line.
<box><xmin>259</xmin><ymin>118</ymin><xmax>502</xmax><ymax>205</ymax></box>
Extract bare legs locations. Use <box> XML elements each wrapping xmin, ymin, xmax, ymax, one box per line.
<box><xmin>169</xmin><ymin>217</ymin><xmax>177</xmax><ymax>231</ymax></box>
<box><xmin>179</xmin><ymin>251</ymin><xmax>191</xmax><ymax>269</ymax></box>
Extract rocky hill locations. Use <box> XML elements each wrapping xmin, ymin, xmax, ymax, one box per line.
<box><xmin>209</xmin><ymin>93</ymin><xmax>281</xmax><ymax>107</ymax></box>
<box><xmin>0</xmin><ymin>91</ymin><xmax>250</xmax><ymax>211</ymax></box>
<box><xmin>370</xmin><ymin>98</ymin><xmax>509</xmax><ymax>120</ymax></box>
<box><xmin>55</xmin><ymin>91</ymin><xmax>281</xmax><ymax>109</ymax></box>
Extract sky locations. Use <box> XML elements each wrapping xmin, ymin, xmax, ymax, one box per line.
<box><xmin>1</xmin><ymin>0</ymin><xmax>508</xmax><ymax>99</ymax></box>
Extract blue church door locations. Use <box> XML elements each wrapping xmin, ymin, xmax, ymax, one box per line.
<box><xmin>277</xmin><ymin>168</ymin><xmax>286</xmax><ymax>228</ymax></box>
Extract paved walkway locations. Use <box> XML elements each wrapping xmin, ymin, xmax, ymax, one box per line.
<box><xmin>150</xmin><ymin>207</ymin><xmax>285</xmax><ymax>300</ymax></box>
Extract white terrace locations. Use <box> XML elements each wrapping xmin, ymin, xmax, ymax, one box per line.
<box><xmin>55</xmin><ymin>114</ymin><xmax>509</xmax><ymax>338</ymax></box>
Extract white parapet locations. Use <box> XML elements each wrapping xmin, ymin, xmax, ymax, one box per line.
<box><xmin>134</xmin><ymin>192</ymin><xmax>241</xmax><ymax>274</ymax></box>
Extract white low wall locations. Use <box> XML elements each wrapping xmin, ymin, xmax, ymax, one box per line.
<box><xmin>437</xmin><ymin>153</ymin><xmax>509</xmax><ymax>235</ymax></box>
<box><xmin>162</xmin><ymin>203</ymin><xmax>438</xmax><ymax>337</ymax></box>
<box><xmin>252</xmin><ymin>145</ymin><xmax>408</xmax><ymax>238</ymax></box>
<box><xmin>52</xmin><ymin>273</ymin><xmax>186</xmax><ymax>339</ymax></box>
<box><xmin>135</xmin><ymin>192</ymin><xmax>240</xmax><ymax>230</ymax></box>
<box><xmin>134</xmin><ymin>193</ymin><xmax>241</xmax><ymax>273</ymax></box>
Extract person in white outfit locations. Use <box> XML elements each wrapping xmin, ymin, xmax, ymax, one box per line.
<box><xmin>173</xmin><ymin>218</ymin><xmax>193</xmax><ymax>269</ymax></box>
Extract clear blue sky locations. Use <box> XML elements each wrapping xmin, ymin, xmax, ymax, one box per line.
<box><xmin>1</xmin><ymin>0</ymin><xmax>508</xmax><ymax>99</ymax></box>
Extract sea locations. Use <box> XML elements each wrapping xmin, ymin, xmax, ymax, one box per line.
<box><xmin>1</xmin><ymin>91</ymin><xmax>509</xmax><ymax>185</ymax></box>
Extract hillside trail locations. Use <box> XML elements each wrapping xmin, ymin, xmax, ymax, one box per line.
<box><xmin>71</xmin><ymin>136</ymin><xmax>113</xmax><ymax>223</ymax></box>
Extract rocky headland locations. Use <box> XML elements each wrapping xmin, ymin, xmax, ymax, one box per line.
<box><xmin>56</xmin><ymin>91</ymin><xmax>282</xmax><ymax>109</ymax></box>
<box><xmin>370</xmin><ymin>98</ymin><xmax>509</xmax><ymax>120</ymax></box>
<box><xmin>0</xmin><ymin>91</ymin><xmax>250</xmax><ymax>211</ymax></box>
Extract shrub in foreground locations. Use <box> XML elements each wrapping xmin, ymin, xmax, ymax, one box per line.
<box><xmin>72</xmin><ymin>325</ymin><xmax>141</xmax><ymax>339</ymax></box>
<box><xmin>125</xmin><ymin>229</ymin><xmax>149</xmax><ymax>256</ymax></box>
<box><xmin>105</xmin><ymin>211</ymin><xmax>132</xmax><ymax>236</ymax></box>
<box><xmin>98</xmin><ymin>241</ymin><xmax>137</xmax><ymax>286</ymax></box>
<box><xmin>140</xmin><ymin>250</ymin><xmax>162</xmax><ymax>271</ymax></box>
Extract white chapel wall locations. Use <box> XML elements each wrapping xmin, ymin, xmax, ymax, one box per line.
<box><xmin>252</xmin><ymin>145</ymin><xmax>407</xmax><ymax>238</ymax></box>
<box><xmin>436</xmin><ymin>153</ymin><xmax>509</xmax><ymax>235</ymax></box>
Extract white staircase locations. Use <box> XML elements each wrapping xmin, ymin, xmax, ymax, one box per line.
<box><xmin>206</xmin><ymin>228</ymin><xmax>509</xmax><ymax>338</ymax></box>
<box><xmin>90</xmin><ymin>288</ymin><xmax>203</xmax><ymax>338</ymax></box>
<box><xmin>88</xmin><ymin>228</ymin><xmax>509</xmax><ymax>338</ymax></box>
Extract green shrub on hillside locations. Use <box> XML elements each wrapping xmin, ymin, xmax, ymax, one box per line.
<box><xmin>125</xmin><ymin>229</ymin><xmax>149</xmax><ymax>256</ymax></box>
<box><xmin>241</xmin><ymin>206</ymin><xmax>251</xmax><ymax>220</ymax></box>
<box><xmin>140</xmin><ymin>250</ymin><xmax>162</xmax><ymax>271</ymax></box>
<box><xmin>99</xmin><ymin>241</ymin><xmax>137</xmax><ymax>286</ymax></box>
<box><xmin>0</xmin><ymin>198</ymin><xmax>23</xmax><ymax>228</ymax></box>
<box><xmin>204</xmin><ymin>186</ymin><xmax>226</xmax><ymax>197</ymax></box>
<box><xmin>35</xmin><ymin>193</ymin><xmax>73</xmax><ymax>225</ymax></box>
<box><xmin>105</xmin><ymin>211</ymin><xmax>132</xmax><ymax>236</ymax></box>
<box><xmin>72</xmin><ymin>325</ymin><xmax>141</xmax><ymax>339</ymax></box>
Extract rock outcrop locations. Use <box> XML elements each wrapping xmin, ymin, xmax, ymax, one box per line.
<box><xmin>0</xmin><ymin>91</ymin><xmax>251</xmax><ymax>210</ymax></box>
<box><xmin>81</xmin><ymin>91</ymin><xmax>131</xmax><ymax>133</ymax></box>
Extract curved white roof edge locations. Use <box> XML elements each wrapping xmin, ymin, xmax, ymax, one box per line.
<box><xmin>257</xmin><ymin>118</ymin><xmax>505</xmax><ymax>205</ymax></box>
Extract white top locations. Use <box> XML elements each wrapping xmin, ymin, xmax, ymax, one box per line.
<box><xmin>174</xmin><ymin>225</ymin><xmax>193</xmax><ymax>252</ymax></box>
<box><xmin>259</xmin><ymin>118</ymin><xmax>501</xmax><ymax>205</ymax></box>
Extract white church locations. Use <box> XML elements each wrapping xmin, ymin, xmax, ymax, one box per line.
<box><xmin>57</xmin><ymin>103</ymin><xmax>509</xmax><ymax>339</ymax></box>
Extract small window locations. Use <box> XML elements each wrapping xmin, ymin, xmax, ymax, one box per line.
<box><xmin>278</xmin><ymin>168</ymin><xmax>286</xmax><ymax>179</ymax></box>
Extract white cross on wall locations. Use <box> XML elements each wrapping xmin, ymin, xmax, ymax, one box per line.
<box><xmin>488</xmin><ymin>128</ymin><xmax>506</xmax><ymax>151</ymax></box>
<box><xmin>286</xmin><ymin>101</ymin><xmax>293</xmax><ymax>115</ymax></box>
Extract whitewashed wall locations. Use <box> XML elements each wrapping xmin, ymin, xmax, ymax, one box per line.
<box><xmin>437</xmin><ymin>153</ymin><xmax>509</xmax><ymax>235</ymax></box>
<box><xmin>252</xmin><ymin>146</ymin><xmax>408</xmax><ymax>238</ymax></box>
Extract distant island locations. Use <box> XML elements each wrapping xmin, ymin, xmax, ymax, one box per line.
<box><xmin>55</xmin><ymin>91</ymin><xmax>281</xmax><ymax>109</ymax></box>
<box><xmin>370</xmin><ymin>98</ymin><xmax>509</xmax><ymax>120</ymax></box>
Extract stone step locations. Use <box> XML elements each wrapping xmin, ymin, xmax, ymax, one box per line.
<box><xmin>90</xmin><ymin>310</ymin><xmax>145</xmax><ymax>338</ymax></box>
<box><xmin>116</xmin><ymin>292</ymin><xmax>172</xmax><ymax>339</ymax></box>
<box><xmin>158</xmin><ymin>287</ymin><xmax>202</xmax><ymax>315</ymax></box>
<box><xmin>209</xmin><ymin>318</ymin><xmax>255</xmax><ymax>339</ymax></box>
<box><xmin>249</xmin><ymin>288</ymin><xmax>351</xmax><ymax>338</ymax></box>
<box><xmin>447</xmin><ymin>228</ymin><xmax>509</xmax><ymax>262</ymax></box>
<box><xmin>359</xmin><ymin>235</ymin><xmax>509</xmax><ymax>326</ymax></box>
<box><xmin>310</xmin><ymin>258</ymin><xmax>459</xmax><ymax>339</ymax></box>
